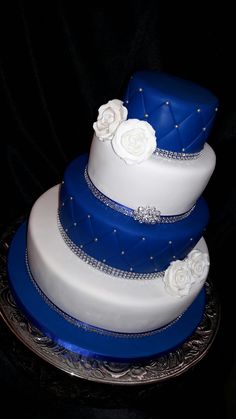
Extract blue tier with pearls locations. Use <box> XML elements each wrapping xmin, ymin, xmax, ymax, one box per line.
<box><xmin>59</xmin><ymin>154</ymin><xmax>209</xmax><ymax>277</ymax></box>
<box><xmin>123</xmin><ymin>71</ymin><xmax>218</xmax><ymax>156</ymax></box>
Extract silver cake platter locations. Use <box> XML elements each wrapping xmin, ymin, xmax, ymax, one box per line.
<box><xmin>0</xmin><ymin>219</ymin><xmax>221</xmax><ymax>386</ymax></box>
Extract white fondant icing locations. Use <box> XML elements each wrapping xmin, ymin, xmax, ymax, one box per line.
<box><xmin>27</xmin><ymin>185</ymin><xmax>209</xmax><ymax>334</ymax></box>
<box><xmin>88</xmin><ymin>135</ymin><xmax>216</xmax><ymax>215</ymax></box>
<box><xmin>93</xmin><ymin>99</ymin><xmax>127</xmax><ymax>140</ymax></box>
<box><xmin>112</xmin><ymin>119</ymin><xmax>156</xmax><ymax>164</ymax></box>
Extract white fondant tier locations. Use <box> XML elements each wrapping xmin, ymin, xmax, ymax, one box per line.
<box><xmin>88</xmin><ymin>135</ymin><xmax>216</xmax><ymax>215</ymax></box>
<box><xmin>27</xmin><ymin>185</ymin><xmax>209</xmax><ymax>334</ymax></box>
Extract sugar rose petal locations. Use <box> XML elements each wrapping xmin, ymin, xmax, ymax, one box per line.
<box><xmin>93</xmin><ymin>99</ymin><xmax>128</xmax><ymax>141</ymax></box>
<box><xmin>112</xmin><ymin>119</ymin><xmax>156</xmax><ymax>164</ymax></box>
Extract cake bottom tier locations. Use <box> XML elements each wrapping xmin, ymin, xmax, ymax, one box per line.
<box><xmin>23</xmin><ymin>185</ymin><xmax>208</xmax><ymax>334</ymax></box>
<box><xmin>7</xmin><ymin>184</ymin><xmax>208</xmax><ymax>360</ymax></box>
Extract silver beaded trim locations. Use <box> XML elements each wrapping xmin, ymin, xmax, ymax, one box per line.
<box><xmin>84</xmin><ymin>167</ymin><xmax>195</xmax><ymax>223</ymax></box>
<box><xmin>84</xmin><ymin>167</ymin><xmax>132</xmax><ymax>217</ymax></box>
<box><xmin>57</xmin><ymin>215</ymin><xmax>164</xmax><ymax>280</ymax></box>
<box><xmin>25</xmin><ymin>251</ymin><xmax>182</xmax><ymax>338</ymax></box>
<box><xmin>154</xmin><ymin>148</ymin><xmax>201</xmax><ymax>160</ymax></box>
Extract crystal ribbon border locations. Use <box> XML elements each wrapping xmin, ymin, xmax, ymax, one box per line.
<box><xmin>25</xmin><ymin>251</ymin><xmax>181</xmax><ymax>339</ymax></box>
<box><xmin>84</xmin><ymin>167</ymin><xmax>195</xmax><ymax>223</ymax></box>
<box><xmin>58</xmin><ymin>215</ymin><xmax>164</xmax><ymax>280</ymax></box>
<box><xmin>154</xmin><ymin>147</ymin><xmax>201</xmax><ymax>160</ymax></box>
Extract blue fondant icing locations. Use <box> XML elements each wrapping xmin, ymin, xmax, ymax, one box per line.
<box><xmin>7</xmin><ymin>222</ymin><xmax>206</xmax><ymax>361</ymax></box>
<box><xmin>123</xmin><ymin>71</ymin><xmax>218</xmax><ymax>154</ymax></box>
<box><xmin>59</xmin><ymin>154</ymin><xmax>209</xmax><ymax>274</ymax></box>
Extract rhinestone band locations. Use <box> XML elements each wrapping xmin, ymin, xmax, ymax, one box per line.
<box><xmin>84</xmin><ymin>167</ymin><xmax>195</xmax><ymax>223</ymax></box>
<box><xmin>25</xmin><ymin>251</ymin><xmax>181</xmax><ymax>339</ymax></box>
<box><xmin>154</xmin><ymin>148</ymin><xmax>201</xmax><ymax>160</ymax></box>
<box><xmin>84</xmin><ymin>167</ymin><xmax>132</xmax><ymax>217</ymax></box>
<box><xmin>58</xmin><ymin>215</ymin><xmax>164</xmax><ymax>280</ymax></box>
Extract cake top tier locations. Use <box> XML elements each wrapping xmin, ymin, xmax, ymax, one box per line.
<box><xmin>123</xmin><ymin>71</ymin><xmax>218</xmax><ymax>156</ymax></box>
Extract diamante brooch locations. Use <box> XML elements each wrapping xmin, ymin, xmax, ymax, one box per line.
<box><xmin>133</xmin><ymin>206</ymin><xmax>161</xmax><ymax>224</ymax></box>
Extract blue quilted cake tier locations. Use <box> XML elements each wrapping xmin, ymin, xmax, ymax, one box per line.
<box><xmin>123</xmin><ymin>71</ymin><xmax>218</xmax><ymax>155</ymax></box>
<box><xmin>59</xmin><ymin>154</ymin><xmax>209</xmax><ymax>276</ymax></box>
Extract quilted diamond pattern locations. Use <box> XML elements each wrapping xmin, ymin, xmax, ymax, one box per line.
<box><xmin>124</xmin><ymin>71</ymin><xmax>218</xmax><ymax>154</ymax></box>
<box><xmin>59</xmin><ymin>156</ymin><xmax>209</xmax><ymax>275</ymax></box>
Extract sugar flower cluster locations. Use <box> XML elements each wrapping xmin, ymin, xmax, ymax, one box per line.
<box><xmin>163</xmin><ymin>249</ymin><xmax>210</xmax><ymax>297</ymax></box>
<box><xmin>93</xmin><ymin>99</ymin><xmax>156</xmax><ymax>164</ymax></box>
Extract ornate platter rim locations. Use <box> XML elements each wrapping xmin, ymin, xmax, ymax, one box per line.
<box><xmin>0</xmin><ymin>219</ymin><xmax>221</xmax><ymax>386</ymax></box>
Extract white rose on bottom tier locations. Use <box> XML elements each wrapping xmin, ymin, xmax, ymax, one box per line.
<box><xmin>187</xmin><ymin>249</ymin><xmax>210</xmax><ymax>283</ymax></box>
<box><xmin>112</xmin><ymin>119</ymin><xmax>156</xmax><ymax>164</ymax></box>
<box><xmin>163</xmin><ymin>260</ymin><xmax>193</xmax><ymax>297</ymax></box>
<box><xmin>93</xmin><ymin>99</ymin><xmax>128</xmax><ymax>140</ymax></box>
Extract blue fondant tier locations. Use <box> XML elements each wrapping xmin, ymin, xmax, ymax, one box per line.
<box><xmin>59</xmin><ymin>154</ymin><xmax>209</xmax><ymax>275</ymax></box>
<box><xmin>7</xmin><ymin>222</ymin><xmax>206</xmax><ymax>361</ymax></box>
<box><xmin>123</xmin><ymin>71</ymin><xmax>218</xmax><ymax>154</ymax></box>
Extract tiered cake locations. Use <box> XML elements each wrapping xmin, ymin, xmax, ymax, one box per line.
<box><xmin>7</xmin><ymin>71</ymin><xmax>218</xmax><ymax>361</ymax></box>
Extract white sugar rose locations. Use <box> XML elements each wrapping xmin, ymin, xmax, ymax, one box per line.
<box><xmin>112</xmin><ymin>119</ymin><xmax>156</xmax><ymax>164</ymax></box>
<box><xmin>163</xmin><ymin>260</ymin><xmax>192</xmax><ymax>297</ymax></box>
<box><xmin>187</xmin><ymin>249</ymin><xmax>210</xmax><ymax>283</ymax></box>
<box><xmin>93</xmin><ymin>99</ymin><xmax>128</xmax><ymax>141</ymax></box>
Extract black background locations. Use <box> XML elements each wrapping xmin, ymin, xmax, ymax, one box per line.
<box><xmin>0</xmin><ymin>2</ymin><xmax>236</xmax><ymax>418</ymax></box>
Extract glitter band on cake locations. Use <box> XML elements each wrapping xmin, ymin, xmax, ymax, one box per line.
<box><xmin>57</xmin><ymin>215</ymin><xmax>164</xmax><ymax>280</ymax></box>
<box><xmin>25</xmin><ymin>251</ymin><xmax>182</xmax><ymax>339</ymax></box>
<box><xmin>84</xmin><ymin>167</ymin><xmax>196</xmax><ymax>223</ymax></box>
<box><xmin>154</xmin><ymin>148</ymin><xmax>201</xmax><ymax>160</ymax></box>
